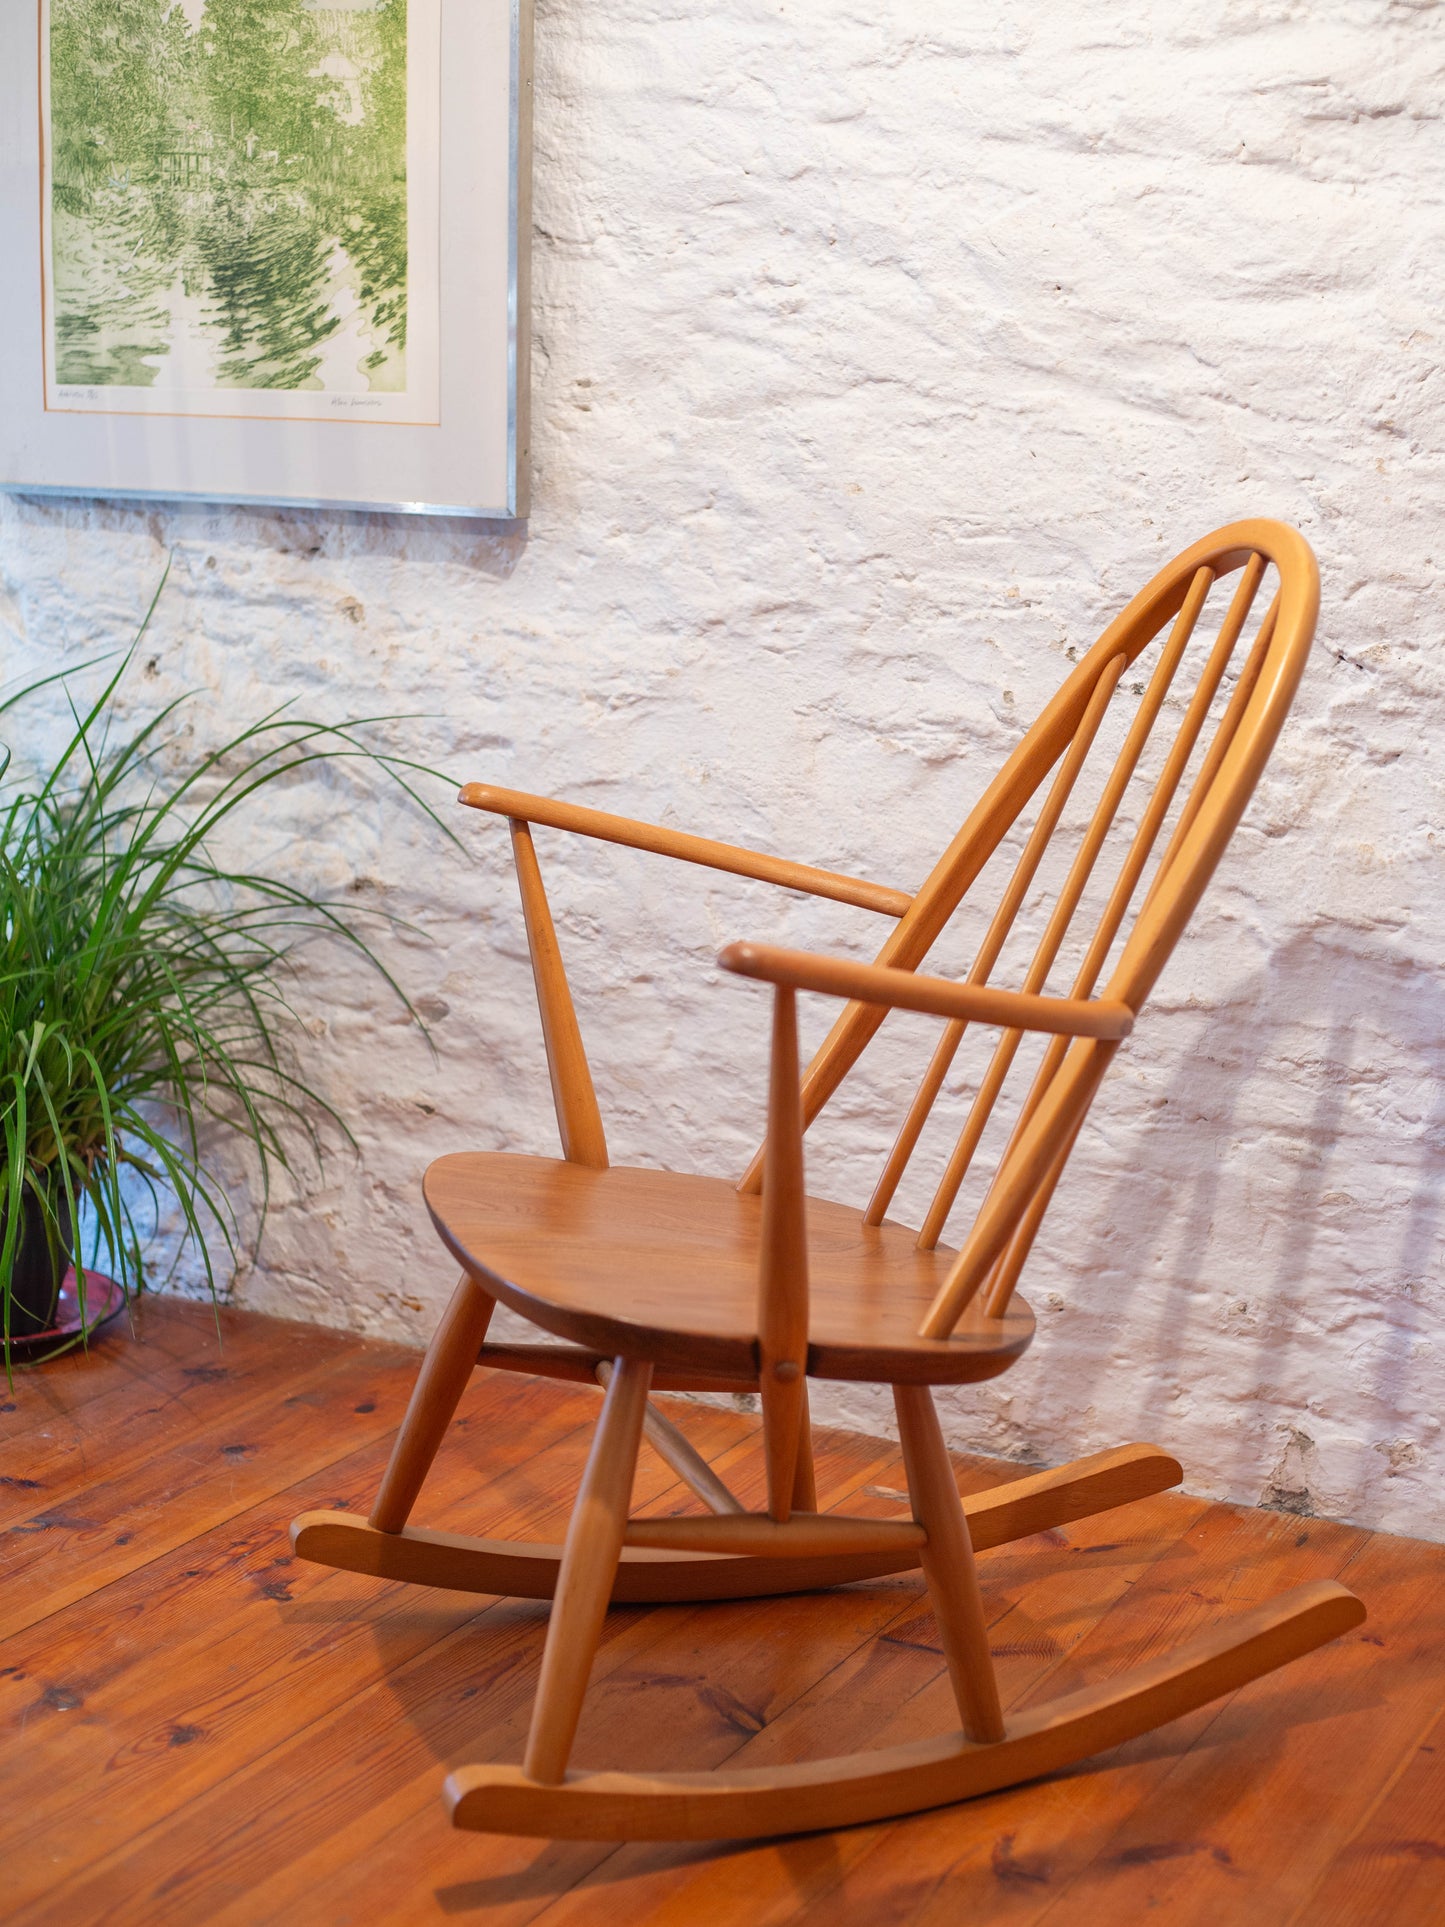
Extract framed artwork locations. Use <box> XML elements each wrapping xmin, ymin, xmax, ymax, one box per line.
<box><xmin>0</xmin><ymin>1</ymin><xmax>532</xmax><ymax>518</ymax></box>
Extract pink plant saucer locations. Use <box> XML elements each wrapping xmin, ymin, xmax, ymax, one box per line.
<box><xmin>6</xmin><ymin>1270</ymin><xmax>127</xmax><ymax>1361</ymax></box>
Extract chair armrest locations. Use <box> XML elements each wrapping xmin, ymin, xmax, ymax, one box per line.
<box><xmin>718</xmin><ymin>941</ymin><xmax>1134</xmax><ymax>1040</ymax></box>
<box><xmin>459</xmin><ymin>784</ymin><xmax>911</xmax><ymax>919</ymax></box>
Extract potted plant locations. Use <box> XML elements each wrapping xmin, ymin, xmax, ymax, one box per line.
<box><xmin>0</xmin><ymin>582</ymin><xmax>448</xmax><ymax>1360</ymax></box>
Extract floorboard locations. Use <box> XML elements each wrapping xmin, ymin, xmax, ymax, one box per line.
<box><xmin>4</xmin><ymin>1298</ymin><xmax>1442</xmax><ymax>1925</ymax></box>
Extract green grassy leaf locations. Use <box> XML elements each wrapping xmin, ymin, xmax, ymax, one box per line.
<box><xmin>0</xmin><ymin>572</ymin><xmax>454</xmax><ymax>1374</ymax></box>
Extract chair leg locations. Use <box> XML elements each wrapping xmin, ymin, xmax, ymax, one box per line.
<box><xmin>523</xmin><ymin>1354</ymin><xmax>653</xmax><ymax>1785</ymax></box>
<box><xmin>790</xmin><ymin>1380</ymin><xmax>818</xmax><ymax>1512</ymax></box>
<box><xmin>370</xmin><ymin>1273</ymin><xmax>496</xmax><ymax>1532</ymax></box>
<box><xmin>894</xmin><ymin>1382</ymin><xmax>1005</xmax><ymax>1744</ymax></box>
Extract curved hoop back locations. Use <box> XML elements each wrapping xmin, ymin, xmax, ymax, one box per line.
<box><xmin>740</xmin><ymin>520</ymin><xmax>1319</xmax><ymax>1339</ymax></box>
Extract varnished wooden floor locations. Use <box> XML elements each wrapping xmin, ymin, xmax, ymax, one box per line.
<box><xmin>5</xmin><ymin>1300</ymin><xmax>1445</xmax><ymax>1925</ymax></box>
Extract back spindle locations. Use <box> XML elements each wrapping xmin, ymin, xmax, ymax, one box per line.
<box><xmin>962</xmin><ymin>560</ymin><xmax>1272</xmax><ymax>1314</ymax></box>
<box><xmin>911</xmin><ymin>565</ymin><xmax>1216</xmax><ymax>1254</ymax></box>
<box><xmin>918</xmin><ymin>556</ymin><xmax>1283</xmax><ymax>1332</ymax></box>
<box><xmin>865</xmin><ymin>651</ymin><xmax>1126</xmax><ymax>1228</ymax></box>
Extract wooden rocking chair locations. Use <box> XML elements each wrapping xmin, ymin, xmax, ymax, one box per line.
<box><xmin>293</xmin><ymin>518</ymin><xmax>1362</xmax><ymax>1841</ymax></box>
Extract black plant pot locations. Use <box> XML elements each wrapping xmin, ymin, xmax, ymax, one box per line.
<box><xmin>4</xmin><ymin>1187</ymin><xmax>74</xmax><ymax>1339</ymax></box>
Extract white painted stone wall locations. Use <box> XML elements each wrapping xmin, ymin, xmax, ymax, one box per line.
<box><xmin>3</xmin><ymin>0</ymin><xmax>1443</xmax><ymax>1536</ymax></box>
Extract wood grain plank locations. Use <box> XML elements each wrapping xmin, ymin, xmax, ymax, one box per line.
<box><xmin>0</xmin><ymin>1373</ymin><xmax>776</xmax><ymax>1894</ymax></box>
<box><xmin>1013</xmin><ymin>1524</ymin><xmax>1445</xmax><ymax>1927</ymax></box>
<box><xmin>1</xmin><ymin>1300</ymin><xmax>366</xmax><ymax>1475</ymax></box>
<box><xmin>1</xmin><ymin>1299</ymin><xmax>411</xmax><ymax>1484</ymax></box>
<box><xmin>520</xmin><ymin>1496</ymin><xmax>1227</xmax><ymax>1927</ymax></box>
<box><xmin>215</xmin><ymin>1433</ymin><xmax>904</xmax><ymax>1927</ymax></box>
<box><xmin>818</xmin><ymin>1510</ymin><xmax>1374</xmax><ymax>1927</ymax></box>
<box><xmin>3</xmin><ymin>1341</ymin><xmax>841</xmax><ymax>1918</ymax></box>
<box><xmin>599</xmin><ymin>1504</ymin><xmax>1354</xmax><ymax>1927</ymax></box>
<box><xmin>0</xmin><ymin>1372</ymin><xmax>606</xmax><ymax>1877</ymax></box>
<box><xmin>1300</xmin><ymin>1697</ymin><xmax>1445</xmax><ymax>1925</ymax></box>
<box><xmin>396</xmin><ymin>1488</ymin><xmax>1217</xmax><ymax>1924</ymax></box>
<box><xmin>4</xmin><ymin>1331</ymin><xmax>391</xmax><ymax>1529</ymax></box>
<box><xmin>8</xmin><ymin>1304</ymin><xmax>1445</xmax><ymax>1927</ymax></box>
<box><xmin>18</xmin><ymin>1424</ymin><xmax>920</xmax><ymax>1922</ymax></box>
<box><xmin>0</xmin><ymin>1344</ymin><xmax>425</xmax><ymax>1640</ymax></box>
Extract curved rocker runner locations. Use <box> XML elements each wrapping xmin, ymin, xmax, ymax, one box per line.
<box><xmin>292</xmin><ymin>520</ymin><xmax>1364</xmax><ymax>1842</ymax></box>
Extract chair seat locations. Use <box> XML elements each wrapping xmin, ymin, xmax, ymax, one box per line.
<box><xmin>423</xmin><ymin>1153</ymin><xmax>1035</xmax><ymax>1385</ymax></box>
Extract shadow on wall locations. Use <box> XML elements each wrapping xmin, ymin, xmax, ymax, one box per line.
<box><xmin>5</xmin><ymin>489</ymin><xmax>529</xmax><ymax>581</ymax></box>
<box><xmin>1059</xmin><ymin>927</ymin><xmax>1445</xmax><ymax>1527</ymax></box>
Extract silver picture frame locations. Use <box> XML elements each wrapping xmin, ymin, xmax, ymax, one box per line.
<box><xmin>0</xmin><ymin>0</ymin><xmax>532</xmax><ymax>520</ymax></box>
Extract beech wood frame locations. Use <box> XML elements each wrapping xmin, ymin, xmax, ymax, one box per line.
<box><xmin>293</xmin><ymin>519</ymin><xmax>1362</xmax><ymax>1843</ymax></box>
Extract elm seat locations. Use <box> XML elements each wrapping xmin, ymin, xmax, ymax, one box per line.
<box><xmin>423</xmin><ymin>1152</ymin><xmax>1035</xmax><ymax>1385</ymax></box>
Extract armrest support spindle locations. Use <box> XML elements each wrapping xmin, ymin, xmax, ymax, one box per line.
<box><xmin>509</xmin><ymin>820</ymin><xmax>609</xmax><ymax>1169</ymax></box>
<box><xmin>758</xmin><ymin>985</ymin><xmax>810</xmax><ymax>1522</ymax></box>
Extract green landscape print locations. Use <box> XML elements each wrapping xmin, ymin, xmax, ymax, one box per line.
<box><xmin>45</xmin><ymin>0</ymin><xmax>435</xmax><ymax>416</ymax></box>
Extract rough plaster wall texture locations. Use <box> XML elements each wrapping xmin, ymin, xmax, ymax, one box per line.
<box><xmin>1</xmin><ymin>0</ymin><xmax>1442</xmax><ymax>1533</ymax></box>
